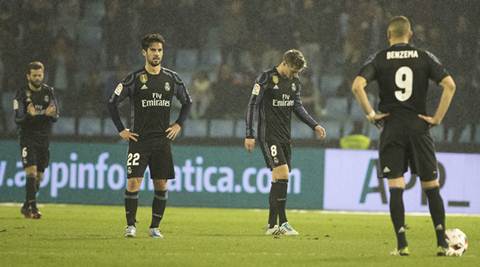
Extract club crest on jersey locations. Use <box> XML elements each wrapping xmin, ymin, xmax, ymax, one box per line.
<box><xmin>164</xmin><ymin>82</ymin><xmax>171</xmax><ymax>91</ymax></box>
<box><xmin>139</xmin><ymin>74</ymin><xmax>148</xmax><ymax>84</ymax></box>
<box><xmin>291</xmin><ymin>83</ymin><xmax>296</xmax><ymax>91</ymax></box>
<box><xmin>44</xmin><ymin>95</ymin><xmax>50</xmax><ymax>103</ymax></box>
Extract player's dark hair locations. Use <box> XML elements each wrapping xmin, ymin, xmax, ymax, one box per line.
<box><xmin>141</xmin><ymin>33</ymin><xmax>165</xmax><ymax>50</ymax></box>
<box><xmin>283</xmin><ymin>49</ymin><xmax>307</xmax><ymax>70</ymax></box>
<box><xmin>388</xmin><ymin>16</ymin><xmax>411</xmax><ymax>38</ymax></box>
<box><xmin>26</xmin><ymin>61</ymin><xmax>44</xmax><ymax>74</ymax></box>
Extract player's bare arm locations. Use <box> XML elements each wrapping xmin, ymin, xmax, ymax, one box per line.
<box><xmin>351</xmin><ymin>76</ymin><xmax>390</xmax><ymax>123</ymax></box>
<box><xmin>418</xmin><ymin>76</ymin><xmax>456</xmax><ymax>126</ymax></box>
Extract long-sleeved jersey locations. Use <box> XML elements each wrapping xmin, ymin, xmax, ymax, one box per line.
<box><xmin>108</xmin><ymin>67</ymin><xmax>192</xmax><ymax>151</ymax></box>
<box><xmin>245</xmin><ymin>67</ymin><xmax>319</xmax><ymax>143</ymax></box>
<box><xmin>13</xmin><ymin>84</ymin><xmax>59</xmax><ymax>145</ymax></box>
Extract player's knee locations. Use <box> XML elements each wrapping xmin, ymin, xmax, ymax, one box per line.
<box><xmin>153</xmin><ymin>179</ymin><xmax>168</xmax><ymax>191</ymax></box>
<box><xmin>25</xmin><ymin>166</ymin><xmax>37</xmax><ymax>177</ymax></box>
<box><xmin>272</xmin><ymin>165</ymin><xmax>289</xmax><ymax>179</ymax></box>
<box><xmin>388</xmin><ymin>177</ymin><xmax>406</xmax><ymax>189</ymax></box>
<box><xmin>421</xmin><ymin>179</ymin><xmax>439</xmax><ymax>190</ymax></box>
<box><xmin>126</xmin><ymin>178</ymin><xmax>142</xmax><ymax>192</ymax></box>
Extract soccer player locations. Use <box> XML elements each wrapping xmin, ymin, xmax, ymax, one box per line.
<box><xmin>108</xmin><ymin>33</ymin><xmax>192</xmax><ymax>238</ymax></box>
<box><xmin>14</xmin><ymin>61</ymin><xmax>59</xmax><ymax>219</ymax></box>
<box><xmin>351</xmin><ymin>16</ymin><xmax>456</xmax><ymax>256</ymax></box>
<box><xmin>245</xmin><ymin>49</ymin><xmax>326</xmax><ymax>236</ymax></box>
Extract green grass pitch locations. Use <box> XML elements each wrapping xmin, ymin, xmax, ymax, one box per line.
<box><xmin>0</xmin><ymin>204</ymin><xmax>478</xmax><ymax>266</ymax></box>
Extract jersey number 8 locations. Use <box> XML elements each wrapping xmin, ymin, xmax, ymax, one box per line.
<box><xmin>395</xmin><ymin>66</ymin><xmax>413</xmax><ymax>101</ymax></box>
<box><xmin>270</xmin><ymin>145</ymin><xmax>277</xmax><ymax>157</ymax></box>
<box><xmin>127</xmin><ymin>153</ymin><xmax>140</xmax><ymax>166</ymax></box>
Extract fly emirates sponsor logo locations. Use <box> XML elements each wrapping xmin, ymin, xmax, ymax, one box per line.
<box><xmin>142</xmin><ymin>93</ymin><xmax>170</xmax><ymax>107</ymax></box>
<box><xmin>273</xmin><ymin>94</ymin><xmax>294</xmax><ymax>107</ymax></box>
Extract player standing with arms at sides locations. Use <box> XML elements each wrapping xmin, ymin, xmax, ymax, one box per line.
<box><xmin>245</xmin><ymin>50</ymin><xmax>326</xmax><ymax>236</ymax></box>
<box><xmin>351</xmin><ymin>16</ymin><xmax>456</xmax><ymax>256</ymax></box>
<box><xmin>108</xmin><ymin>33</ymin><xmax>192</xmax><ymax>238</ymax></box>
<box><xmin>14</xmin><ymin>62</ymin><xmax>59</xmax><ymax>219</ymax></box>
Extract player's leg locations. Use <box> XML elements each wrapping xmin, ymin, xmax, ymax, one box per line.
<box><xmin>421</xmin><ymin>179</ymin><xmax>448</xmax><ymax>253</ymax></box>
<box><xmin>387</xmin><ymin>177</ymin><xmax>409</xmax><ymax>255</ymax></box>
<box><xmin>124</xmin><ymin>150</ymin><xmax>148</xmax><ymax>237</ymax></box>
<box><xmin>148</xmin><ymin>144</ymin><xmax>175</xmax><ymax>238</ymax></box>
<box><xmin>259</xmin><ymin>141</ymin><xmax>282</xmax><ymax>233</ymax></box>
<box><xmin>30</xmin><ymin>146</ymin><xmax>49</xmax><ymax>219</ymax></box>
<box><xmin>22</xmin><ymin>165</ymin><xmax>37</xmax><ymax>218</ymax></box>
<box><xmin>149</xmin><ymin>179</ymin><xmax>168</xmax><ymax>238</ymax></box>
<box><xmin>380</xmin><ymin>131</ymin><xmax>409</xmax><ymax>254</ymax></box>
<box><xmin>411</xmin><ymin>133</ymin><xmax>449</xmax><ymax>254</ymax></box>
<box><xmin>20</xmin><ymin>144</ymin><xmax>38</xmax><ymax>218</ymax></box>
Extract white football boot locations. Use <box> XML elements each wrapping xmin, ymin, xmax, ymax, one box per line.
<box><xmin>276</xmin><ymin>222</ymin><xmax>299</xmax><ymax>236</ymax></box>
<box><xmin>149</xmin><ymin>228</ymin><xmax>164</xmax><ymax>239</ymax></box>
<box><xmin>265</xmin><ymin>225</ymin><xmax>279</xmax><ymax>235</ymax></box>
<box><xmin>124</xmin><ymin>225</ymin><xmax>136</xmax><ymax>238</ymax></box>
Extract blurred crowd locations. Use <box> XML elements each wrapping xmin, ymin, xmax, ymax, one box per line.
<box><xmin>1</xmin><ymin>0</ymin><xmax>479</xmax><ymax>145</ymax></box>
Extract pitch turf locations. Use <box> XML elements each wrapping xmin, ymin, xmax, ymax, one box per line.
<box><xmin>0</xmin><ymin>204</ymin><xmax>478</xmax><ymax>267</ymax></box>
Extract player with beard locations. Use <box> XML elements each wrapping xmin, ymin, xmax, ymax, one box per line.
<box><xmin>108</xmin><ymin>33</ymin><xmax>192</xmax><ymax>238</ymax></box>
<box><xmin>14</xmin><ymin>61</ymin><xmax>59</xmax><ymax>219</ymax></box>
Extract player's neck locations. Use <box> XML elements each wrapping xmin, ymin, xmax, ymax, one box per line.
<box><xmin>389</xmin><ymin>39</ymin><xmax>409</xmax><ymax>46</ymax></box>
<box><xmin>145</xmin><ymin>64</ymin><xmax>161</xmax><ymax>75</ymax></box>
<box><xmin>28</xmin><ymin>83</ymin><xmax>41</xmax><ymax>91</ymax></box>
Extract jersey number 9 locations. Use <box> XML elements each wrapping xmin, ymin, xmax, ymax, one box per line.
<box><xmin>395</xmin><ymin>66</ymin><xmax>413</xmax><ymax>102</ymax></box>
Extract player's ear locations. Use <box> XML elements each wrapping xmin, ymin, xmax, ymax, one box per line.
<box><xmin>408</xmin><ymin>30</ymin><xmax>413</xmax><ymax>41</ymax></box>
<box><xmin>141</xmin><ymin>49</ymin><xmax>147</xmax><ymax>57</ymax></box>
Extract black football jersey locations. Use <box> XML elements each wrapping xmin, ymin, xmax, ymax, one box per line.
<box><xmin>108</xmin><ymin>67</ymin><xmax>192</xmax><ymax>150</ymax></box>
<box><xmin>246</xmin><ymin>67</ymin><xmax>318</xmax><ymax>143</ymax></box>
<box><xmin>358</xmin><ymin>43</ymin><xmax>449</xmax><ymax>128</ymax></box>
<box><xmin>13</xmin><ymin>84</ymin><xmax>59</xmax><ymax>144</ymax></box>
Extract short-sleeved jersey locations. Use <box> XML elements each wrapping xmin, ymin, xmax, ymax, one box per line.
<box><xmin>358</xmin><ymin>43</ymin><xmax>449</xmax><ymax>130</ymax></box>
<box><xmin>13</xmin><ymin>84</ymin><xmax>59</xmax><ymax>145</ymax></box>
<box><xmin>245</xmin><ymin>67</ymin><xmax>318</xmax><ymax>143</ymax></box>
<box><xmin>108</xmin><ymin>67</ymin><xmax>192</xmax><ymax>151</ymax></box>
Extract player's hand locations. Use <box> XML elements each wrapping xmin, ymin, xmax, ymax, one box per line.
<box><xmin>119</xmin><ymin>129</ymin><xmax>139</xmax><ymax>142</ymax></box>
<box><xmin>418</xmin><ymin>114</ymin><xmax>440</xmax><ymax>126</ymax></box>
<box><xmin>314</xmin><ymin>125</ymin><xmax>326</xmax><ymax>140</ymax></box>
<box><xmin>366</xmin><ymin>112</ymin><xmax>390</xmax><ymax>123</ymax></box>
<box><xmin>45</xmin><ymin>104</ymin><xmax>56</xmax><ymax>117</ymax></box>
<box><xmin>166</xmin><ymin>123</ymin><xmax>181</xmax><ymax>140</ymax></box>
<box><xmin>27</xmin><ymin>103</ymin><xmax>37</xmax><ymax>116</ymax></box>
<box><xmin>244</xmin><ymin>138</ymin><xmax>255</xmax><ymax>152</ymax></box>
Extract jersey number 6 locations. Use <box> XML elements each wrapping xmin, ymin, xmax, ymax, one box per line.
<box><xmin>395</xmin><ymin>66</ymin><xmax>413</xmax><ymax>102</ymax></box>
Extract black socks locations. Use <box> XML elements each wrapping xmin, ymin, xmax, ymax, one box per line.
<box><xmin>124</xmin><ymin>190</ymin><xmax>139</xmax><ymax>226</ymax></box>
<box><xmin>389</xmin><ymin>188</ymin><xmax>407</xmax><ymax>249</ymax></box>
<box><xmin>269</xmin><ymin>180</ymin><xmax>288</xmax><ymax>226</ymax></box>
<box><xmin>425</xmin><ymin>187</ymin><xmax>448</xmax><ymax>247</ymax></box>
<box><xmin>150</xmin><ymin>190</ymin><xmax>168</xmax><ymax>228</ymax></box>
<box><xmin>25</xmin><ymin>175</ymin><xmax>37</xmax><ymax>211</ymax></box>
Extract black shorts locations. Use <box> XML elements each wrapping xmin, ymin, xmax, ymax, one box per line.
<box><xmin>378</xmin><ymin>126</ymin><xmax>437</xmax><ymax>181</ymax></box>
<box><xmin>259</xmin><ymin>140</ymin><xmax>291</xmax><ymax>170</ymax></box>
<box><xmin>20</xmin><ymin>143</ymin><xmax>50</xmax><ymax>172</ymax></box>
<box><xmin>126</xmin><ymin>142</ymin><xmax>175</xmax><ymax>179</ymax></box>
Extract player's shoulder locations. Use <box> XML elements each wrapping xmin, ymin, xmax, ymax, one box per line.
<box><xmin>41</xmin><ymin>83</ymin><xmax>55</xmax><ymax>93</ymax></box>
<box><xmin>362</xmin><ymin>49</ymin><xmax>385</xmax><ymax>66</ymax></box>
<box><xmin>161</xmin><ymin>67</ymin><xmax>184</xmax><ymax>84</ymax></box>
<box><xmin>123</xmin><ymin>68</ymin><xmax>146</xmax><ymax>85</ymax></box>
<box><xmin>256</xmin><ymin>67</ymin><xmax>277</xmax><ymax>85</ymax></box>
